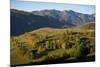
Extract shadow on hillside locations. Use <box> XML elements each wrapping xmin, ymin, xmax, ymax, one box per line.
<box><xmin>11</xmin><ymin>55</ymin><xmax>95</xmax><ymax>67</ymax></box>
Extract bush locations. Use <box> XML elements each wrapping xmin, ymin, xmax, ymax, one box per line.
<box><xmin>69</xmin><ymin>44</ymin><xmax>86</xmax><ymax>58</ymax></box>
<box><xmin>47</xmin><ymin>49</ymin><xmax>70</xmax><ymax>60</ymax></box>
<box><xmin>90</xmin><ymin>44</ymin><xmax>95</xmax><ymax>54</ymax></box>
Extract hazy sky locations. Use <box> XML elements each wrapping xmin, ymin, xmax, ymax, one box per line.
<box><xmin>11</xmin><ymin>0</ymin><xmax>95</xmax><ymax>14</ymax></box>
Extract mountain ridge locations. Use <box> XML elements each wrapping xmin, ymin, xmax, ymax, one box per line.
<box><xmin>11</xmin><ymin>9</ymin><xmax>95</xmax><ymax>36</ymax></box>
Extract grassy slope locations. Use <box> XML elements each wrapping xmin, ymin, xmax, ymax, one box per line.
<box><xmin>77</xmin><ymin>22</ymin><xmax>95</xmax><ymax>29</ymax></box>
<box><xmin>11</xmin><ymin>23</ymin><xmax>95</xmax><ymax>66</ymax></box>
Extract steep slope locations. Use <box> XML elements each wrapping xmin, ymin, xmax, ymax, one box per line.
<box><xmin>11</xmin><ymin>27</ymin><xmax>95</xmax><ymax>65</ymax></box>
<box><xmin>78</xmin><ymin>22</ymin><xmax>95</xmax><ymax>29</ymax></box>
<box><xmin>32</xmin><ymin>9</ymin><xmax>95</xmax><ymax>25</ymax></box>
<box><xmin>11</xmin><ymin>9</ymin><xmax>64</xmax><ymax>36</ymax></box>
<box><xmin>11</xmin><ymin>9</ymin><xmax>95</xmax><ymax>36</ymax></box>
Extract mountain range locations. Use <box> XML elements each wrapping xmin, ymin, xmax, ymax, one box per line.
<box><xmin>11</xmin><ymin>9</ymin><xmax>95</xmax><ymax>36</ymax></box>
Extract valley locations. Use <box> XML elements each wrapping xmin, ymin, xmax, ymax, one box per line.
<box><xmin>10</xmin><ymin>9</ymin><xmax>95</xmax><ymax>66</ymax></box>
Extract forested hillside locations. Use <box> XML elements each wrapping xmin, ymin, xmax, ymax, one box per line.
<box><xmin>11</xmin><ymin>25</ymin><xmax>95</xmax><ymax>66</ymax></box>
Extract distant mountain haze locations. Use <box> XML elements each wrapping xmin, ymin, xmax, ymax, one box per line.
<box><xmin>11</xmin><ymin>9</ymin><xmax>95</xmax><ymax>36</ymax></box>
<box><xmin>32</xmin><ymin>9</ymin><xmax>95</xmax><ymax>25</ymax></box>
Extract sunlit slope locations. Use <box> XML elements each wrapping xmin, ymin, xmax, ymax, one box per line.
<box><xmin>11</xmin><ymin>26</ymin><xmax>95</xmax><ymax>65</ymax></box>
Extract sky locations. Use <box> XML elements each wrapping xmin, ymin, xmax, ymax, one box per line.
<box><xmin>11</xmin><ymin>0</ymin><xmax>95</xmax><ymax>14</ymax></box>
